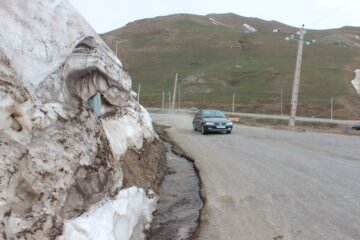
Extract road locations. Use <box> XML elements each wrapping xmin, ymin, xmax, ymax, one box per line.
<box><xmin>151</xmin><ymin>112</ymin><xmax>360</xmax><ymax>240</ymax></box>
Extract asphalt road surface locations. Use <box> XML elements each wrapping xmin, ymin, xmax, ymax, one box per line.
<box><xmin>151</xmin><ymin>112</ymin><xmax>360</xmax><ymax>240</ymax></box>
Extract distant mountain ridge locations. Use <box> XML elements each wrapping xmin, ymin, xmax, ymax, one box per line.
<box><xmin>102</xmin><ymin>13</ymin><xmax>360</xmax><ymax>119</ymax></box>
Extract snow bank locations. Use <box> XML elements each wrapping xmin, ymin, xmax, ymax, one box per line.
<box><xmin>0</xmin><ymin>0</ymin><xmax>100</xmax><ymax>89</ymax></box>
<box><xmin>59</xmin><ymin>187</ymin><xmax>157</xmax><ymax>240</ymax></box>
<box><xmin>102</xmin><ymin>106</ymin><xmax>156</xmax><ymax>161</ymax></box>
<box><xmin>0</xmin><ymin>0</ymin><xmax>159</xmax><ymax>239</ymax></box>
<box><xmin>351</xmin><ymin>69</ymin><xmax>360</xmax><ymax>94</ymax></box>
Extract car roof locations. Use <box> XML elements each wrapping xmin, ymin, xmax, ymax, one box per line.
<box><xmin>201</xmin><ymin>109</ymin><xmax>223</xmax><ymax>112</ymax></box>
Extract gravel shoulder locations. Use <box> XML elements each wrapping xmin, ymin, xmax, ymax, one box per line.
<box><xmin>151</xmin><ymin>112</ymin><xmax>360</xmax><ymax>240</ymax></box>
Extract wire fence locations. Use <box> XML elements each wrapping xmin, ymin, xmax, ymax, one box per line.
<box><xmin>138</xmin><ymin>89</ymin><xmax>360</xmax><ymax>120</ymax></box>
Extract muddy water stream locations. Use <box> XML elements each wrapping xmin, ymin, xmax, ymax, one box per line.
<box><xmin>148</xmin><ymin>142</ymin><xmax>203</xmax><ymax>239</ymax></box>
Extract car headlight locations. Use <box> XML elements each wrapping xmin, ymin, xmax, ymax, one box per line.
<box><xmin>204</xmin><ymin>122</ymin><xmax>215</xmax><ymax>126</ymax></box>
<box><xmin>226</xmin><ymin>122</ymin><xmax>233</xmax><ymax>126</ymax></box>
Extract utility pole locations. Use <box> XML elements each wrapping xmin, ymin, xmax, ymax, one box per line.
<box><xmin>289</xmin><ymin>26</ymin><xmax>305</xmax><ymax>127</ymax></box>
<box><xmin>137</xmin><ymin>83</ymin><xmax>141</xmax><ymax>103</ymax></box>
<box><xmin>286</xmin><ymin>25</ymin><xmax>316</xmax><ymax>127</ymax></box>
<box><xmin>162</xmin><ymin>92</ymin><xmax>165</xmax><ymax>112</ymax></box>
<box><xmin>331</xmin><ymin>97</ymin><xmax>334</xmax><ymax>120</ymax></box>
<box><xmin>106</xmin><ymin>36</ymin><xmax>128</xmax><ymax>59</ymax></box>
<box><xmin>178</xmin><ymin>83</ymin><xmax>181</xmax><ymax>109</ymax></box>
<box><xmin>280</xmin><ymin>87</ymin><xmax>283</xmax><ymax>116</ymax></box>
<box><xmin>115</xmin><ymin>41</ymin><xmax>118</xmax><ymax>57</ymax></box>
<box><xmin>172</xmin><ymin>73</ymin><xmax>178</xmax><ymax>110</ymax></box>
<box><xmin>115</xmin><ymin>39</ymin><xmax>128</xmax><ymax>58</ymax></box>
<box><xmin>168</xmin><ymin>92</ymin><xmax>171</xmax><ymax>111</ymax></box>
<box><xmin>232</xmin><ymin>93</ymin><xmax>235</xmax><ymax>113</ymax></box>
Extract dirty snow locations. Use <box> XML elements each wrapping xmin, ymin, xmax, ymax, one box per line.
<box><xmin>0</xmin><ymin>0</ymin><xmax>158</xmax><ymax>239</ymax></box>
<box><xmin>59</xmin><ymin>187</ymin><xmax>157</xmax><ymax>240</ymax></box>
<box><xmin>0</xmin><ymin>0</ymin><xmax>100</xmax><ymax>89</ymax></box>
<box><xmin>101</xmin><ymin>105</ymin><xmax>156</xmax><ymax>161</ymax></box>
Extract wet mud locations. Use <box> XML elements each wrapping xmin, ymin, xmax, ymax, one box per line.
<box><xmin>148</xmin><ymin>141</ymin><xmax>203</xmax><ymax>240</ymax></box>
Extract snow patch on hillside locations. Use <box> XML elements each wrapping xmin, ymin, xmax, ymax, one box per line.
<box><xmin>351</xmin><ymin>34</ymin><xmax>360</xmax><ymax>40</ymax></box>
<box><xmin>351</xmin><ymin>69</ymin><xmax>360</xmax><ymax>94</ymax></box>
<box><xmin>208</xmin><ymin>17</ymin><xmax>226</xmax><ymax>27</ymax></box>
<box><xmin>243</xmin><ymin>23</ymin><xmax>257</xmax><ymax>32</ymax></box>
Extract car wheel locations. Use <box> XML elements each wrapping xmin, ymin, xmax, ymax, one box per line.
<box><xmin>226</xmin><ymin>130</ymin><xmax>232</xmax><ymax>134</ymax></box>
<box><xmin>201</xmin><ymin>125</ymin><xmax>207</xmax><ymax>135</ymax></box>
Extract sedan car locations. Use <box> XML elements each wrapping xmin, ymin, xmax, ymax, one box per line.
<box><xmin>192</xmin><ymin>109</ymin><xmax>233</xmax><ymax>134</ymax></box>
<box><xmin>352</xmin><ymin>121</ymin><xmax>360</xmax><ymax>130</ymax></box>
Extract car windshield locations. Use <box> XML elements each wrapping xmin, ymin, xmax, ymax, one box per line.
<box><xmin>202</xmin><ymin>110</ymin><xmax>226</xmax><ymax>118</ymax></box>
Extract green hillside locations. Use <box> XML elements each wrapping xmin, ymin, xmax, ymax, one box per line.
<box><xmin>102</xmin><ymin>13</ymin><xmax>360</xmax><ymax>119</ymax></box>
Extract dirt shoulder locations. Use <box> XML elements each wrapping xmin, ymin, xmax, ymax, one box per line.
<box><xmin>238</xmin><ymin>118</ymin><xmax>360</xmax><ymax>136</ymax></box>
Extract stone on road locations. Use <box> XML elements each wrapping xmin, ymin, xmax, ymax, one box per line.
<box><xmin>151</xmin><ymin>112</ymin><xmax>360</xmax><ymax>240</ymax></box>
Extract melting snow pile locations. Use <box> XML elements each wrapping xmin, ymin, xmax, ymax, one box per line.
<box><xmin>0</xmin><ymin>1</ymin><xmax>161</xmax><ymax>239</ymax></box>
<box><xmin>59</xmin><ymin>187</ymin><xmax>156</xmax><ymax>240</ymax></box>
<box><xmin>351</xmin><ymin>69</ymin><xmax>360</xmax><ymax>94</ymax></box>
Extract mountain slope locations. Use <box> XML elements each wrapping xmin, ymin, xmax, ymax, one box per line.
<box><xmin>102</xmin><ymin>13</ymin><xmax>360</xmax><ymax>119</ymax></box>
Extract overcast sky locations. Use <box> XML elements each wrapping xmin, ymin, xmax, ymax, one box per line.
<box><xmin>69</xmin><ymin>0</ymin><xmax>359</xmax><ymax>33</ymax></box>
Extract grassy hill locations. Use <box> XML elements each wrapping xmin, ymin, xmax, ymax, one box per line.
<box><xmin>102</xmin><ymin>13</ymin><xmax>360</xmax><ymax>119</ymax></box>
